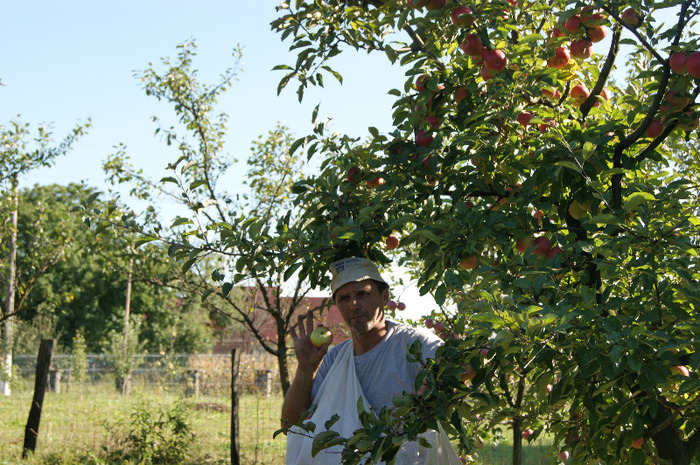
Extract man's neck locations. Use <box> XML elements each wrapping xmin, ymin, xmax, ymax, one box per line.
<box><xmin>352</xmin><ymin>320</ymin><xmax>390</xmax><ymax>356</ymax></box>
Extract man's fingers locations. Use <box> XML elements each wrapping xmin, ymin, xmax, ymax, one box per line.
<box><xmin>305</xmin><ymin>311</ymin><xmax>315</xmax><ymax>334</ymax></box>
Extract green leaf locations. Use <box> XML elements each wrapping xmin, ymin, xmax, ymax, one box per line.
<box><xmin>311</xmin><ymin>431</ymin><xmax>343</xmax><ymax>457</ymax></box>
<box><xmin>134</xmin><ymin>236</ymin><xmax>157</xmax><ymax>247</ymax></box>
<box><xmin>585</xmin><ymin>214</ymin><xmax>621</xmax><ymax>226</ymax></box>
<box><xmin>555</xmin><ymin>161</ymin><xmax>582</xmax><ymax>174</ymax></box>
<box><xmin>160</xmin><ymin>176</ymin><xmax>178</xmax><ymax>184</ymax></box>
<box><xmin>624</xmin><ymin>192</ymin><xmax>656</xmax><ymax>212</ymax></box>
<box><xmin>221</xmin><ymin>282</ymin><xmax>233</xmax><ymax>297</ymax></box>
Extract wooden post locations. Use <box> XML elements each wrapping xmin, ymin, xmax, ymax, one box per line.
<box><xmin>23</xmin><ymin>339</ymin><xmax>54</xmax><ymax>458</ymax></box>
<box><xmin>231</xmin><ymin>348</ymin><xmax>241</xmax><ymax>465</ymax></box>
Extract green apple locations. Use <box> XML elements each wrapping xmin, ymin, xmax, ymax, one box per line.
<box><xmin>310</xmin><ymin>327</ymin><xmax>333</xmax><ymax>347</ymax></box>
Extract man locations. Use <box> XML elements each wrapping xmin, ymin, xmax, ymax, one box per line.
<box><xmin>282</xmin><ymin>257</ymin><xmax>459</xmax><ymax>464</ymax></box>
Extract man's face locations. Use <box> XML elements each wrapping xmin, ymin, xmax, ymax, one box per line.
<box><xmin>334</xmin><ymin>280</ymin><xmax>388</xmax><ymax>335</ymax></box>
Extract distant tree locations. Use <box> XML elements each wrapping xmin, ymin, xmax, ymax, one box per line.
<box><xmin>0</xmin><ymin>119</ymin><xmax>88</xmax><ymax>395</ymax></box>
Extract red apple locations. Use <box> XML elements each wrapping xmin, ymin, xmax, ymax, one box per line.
<box><xmin>601</xmin><ymin>87</ymin><xmax>612</xmax><ymax>100</ymax></box>
<box><xmin>483</xmin><ymin>49</ymin><xmax>507</xmax><ymax>73</ymax></box>
<box><xmin>346</xmin><ymin>166</ymin><xmax>360</xmax><ymax>184</ymax></box>
<box><xmin>415</xmin><ymin>74</ymin><xmax>430</xmax><ymax>92</ymax></box>
<box><xmin>516</xmin><ymin>236</ymin><xmax>533</xmax><ymax>253</ymax></box>
<box><xmin>669</xmin><ymin>52</ymin><xmax>688</xmax><ymax>74</ymax></box>
<box><xmin>557</xmin><ymin>451</ymin><xmax>570</xmax><ymax>460</ymax></box>
<box><xmin>433</xmin><ymin>321</ymin><xmax>445</xmax><ymax>332</ymax></box>
<box><xmin>533</xmin><ymin>236</ymin><xmax>551</xmax><ymax>256</ymax></box>
<box><xmin>310</xmin><ymin>327</ymin><xmax>333</xmax><ymax>347</ymax></box>
<box><xmin>630</xmin><ymin>436</ymin><xmax>643</xmax><ymax>449</ymax></box>
<box><xmin>461</xmin><ymin>33</ymin><xmax>483</xmax><ymax>56</ymax></box>
<box><xmin>425</xmin><ymin>0</ymin><xmax>446</xmax><ymax>11</ymax></box>
<box><xmin>481</xmin><ymin>66</ymin><xmax>495</xmax><ymax>81</ymax></box>
<box><xmin>451</xmin><ymin>6</ymin><xmax>474</xmax><ymax>27</ymax></box>
<box><xmin>570</xmin><ymin>84</ymin><xmax>590</xmax><ymax>106</ymax></box>
<box><xmin>425</xmin><ymin>318</ymin><xmax>434</xmax><ymax>328</ymax></box>
<box><xmin>620</xmin><ymin>7</ymin><xmax>643</xmax><ymax>28</ymax></box>
<box><xmin>461</xmin><ymin>363</ymin><xmax>476</xmax><ymax>381</ymax></box>
<box><xmin>522</xmin><ymin>428</ymin><xmax>534</xmax><ymax>439</ymax></box>
<box><xmin>387</xmin><ymin>300</ymin><xmax>398</xmax><ymax>311</ymax></box>
<box><xmin>671</xmin><ymin>365</ymin><xmax>690</xmax><ymax>377</ymax></box>
<box><xmin>386</xmin><ymin>233</ymin><xmax>400</xmax><ymax>250</ymax></box>
<box><xmin>415</xmin><ymin>130</ymin><xmax>434</xmax><ymax>147</ymax></box>
<box><xmin>366</xmin><ymin>176</ymin><xmax>385</xmax><ymax>188</ymax></box>
<box><xmin>548</xmin><ymin>246</ymin><xmax>564</xmax><ymax>259</ymax></box>
<box><xmin>548</xmin><ymin>47</ymin><xmax>571</xmax><ymax>69</ymax></box>
<box><xmin>454</xmin><ymin>86</ymin><xmax>468</xmax><ymax>104</ymax></box>
<box><xmin>543</xmin><ymin>86</ymin><xmax>562</xmax><ymax>99</ymax></box>
<box><xmin>424</xmin><ymin>116</ymin><xmax>441</xmax><ymax>130</ymax></box>
<box><xmin>665</xmin><ymin>91</ymin><xmax>690</xmax><ymax>109</ymax></box>
<box><xmin>645</xmin><ymin>118</ymin><xmax>664</xmax><ymax>138</ymax></box>
<box><xmin>687</xmin><ymin>52</ymin><xmax>700</xmax><ymax>78</ymax></box>
<box><xmin>459</xmin><ymin>255</ymin><xmax>479</xmax><ymax>270</ymax></box>
<box><xmin>564</xmin><ymin>15</ymin><xmax>583</xmax><ymax>33</ymax></box>
<box><xmin>587</xmin><ymin>25</ymin><xmax>608</xmax><ymax>43</ymax></box>
<box><xmin>516</xmin><ymin>111</ymin><xmax>533</xmax><ymax>127</ymax></box>
<box><xmin>397</xmin><ymin>302</ymin><xmax>406</xmax><ymax>311</ymax></box>
<box><xmin>480</xmin><ymin>347</ymin><xmax>489</xmax><ymax>357</ymax></box>
<box><xmin>570</xmin><ymin>38</ymin><xmax>593</xmax><ymax>59</ymax></box>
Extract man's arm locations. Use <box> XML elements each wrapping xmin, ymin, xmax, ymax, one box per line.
<box><xmin>280</xmin><ymin>312</ymin><xmax>329</xmax><ymax>429</ymax></box>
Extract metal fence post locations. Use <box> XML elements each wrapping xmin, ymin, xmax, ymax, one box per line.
<box><xmin>231</xmin><ymin>348</ymin><xmax>240</xmax><ymax>465</ymax></box>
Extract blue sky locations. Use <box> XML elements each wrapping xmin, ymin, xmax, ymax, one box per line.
<box><xmin>1</xmin><ymin>1</ymin><xmax>404</xmax><ymax>192</ymax></box>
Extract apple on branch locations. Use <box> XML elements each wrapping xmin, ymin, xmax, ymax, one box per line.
<box><xmin>669</xmin><ymin>52</ymin><xmax>687</xmax><ymax>74</ymax></box>
<box><xmin>687</xmin><ymin>52</ymin><xmax>700</xmax><ymax>78</ymax></box>
<box><xmin>547</xmin><ymin>47</ymin><xmax>571</xmax><ymax>69</ymax></box>
<box><xmin>385</xmin><ymin>233</ymin><xmax>400</xmax><ymax>250</ymax></box>
<box><xmin>620</xmin><ymin>7</ymin><xmax>643</xmax><ymax>28</ymax></box>
<box><xmin>451</xmin><ymin>6</ymin><xmax>474</xmax><ymax>28</ymax></box>
<box><xmin>570</xmin><ymin>83</ymin><xmax>590</xmax><ymax>106</ymax></box>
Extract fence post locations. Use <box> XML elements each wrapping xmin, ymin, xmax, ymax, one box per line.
<box><xmin>23</xmin><ymin>339</ymin><xmax>54</xmax><ymax>458</ymax></box>
<box><xmin>231</xmin><ymin>348</ymin><xmax>240</xmax><ymax>465</ymax></box>
<box><xmin>185</xmin><ymin>369</ymin><xmax>201</xmax><ymax>397</ymax></box>
<box><xmin>49</xmin><ymin>369</ymin><xmax>62</xmax><ymax>394</ymax></box>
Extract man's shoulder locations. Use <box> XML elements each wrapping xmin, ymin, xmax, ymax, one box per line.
<box><xmin>389</xmin><ymin>322</ymin><xmax>442</xmax><ymax>343</ymax></box>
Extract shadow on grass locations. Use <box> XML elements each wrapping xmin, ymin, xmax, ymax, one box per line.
<box><xmin>475</xmin><ymin>443</ymin><xmax>557</xmax><ymax>465</ymax></box>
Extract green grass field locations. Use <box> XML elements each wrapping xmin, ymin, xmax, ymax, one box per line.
<box><xmin>0</xmin><ymin>381</ymin><xmax>553</xmax><ymax>464</ymax></box>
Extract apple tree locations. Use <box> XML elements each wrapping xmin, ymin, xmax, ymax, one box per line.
<box><xmin>87</xmin><ymin>41</ymin><xmax>332</xmax><ymax>395</ymax></box>
<box><xmin>266</xmin><ymin>0</ymin><xmax>700</xmax><ymax>464</ymax></box>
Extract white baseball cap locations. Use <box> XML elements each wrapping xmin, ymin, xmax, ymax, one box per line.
<box><xmin>329</xmin><ymin>257</ymin><xmax>388</xmax><ymax>295</ymax></box>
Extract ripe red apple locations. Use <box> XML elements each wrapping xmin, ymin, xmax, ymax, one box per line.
<box><xmin>645</xmin><ymin>118</ymin><xmax>664</xmax><ymax>138</ymax></box>
<box><xmin>557</xmin><ymin>451</ymin><xmax>570</xmax><ymax>460</ymax></box>
<box><xmin>425</xmin><ymin>318</ymin><xmax>434</xmax><ymax>328</ymax></box>
<box><xmin>539</xmin><ymin>118</ymin><xmax>556</xmax><ymax>132</ymax></box>
<box><xmin>387</xmin><ymin>300</ymin><xmax>398</xmax><ymax>311</ymax></box>
<box><xmin>346</xmin><ymin>166</ymin><xmax>360</xmax><ymax>184</ymax></box>
<box><xmin>516</xmin><ymin>236</ymin><xmax>533</xmax><ymax>253</ymax></box>
<box><xmin>630</xmin><ymin>436</ymin><xmax>643</xmax><ymax>449</ymax></box>
<box><xmin>397</xmin><ymin>301</ymin><xmax>406</xmax><ymax>311</ymax></box>
<box><xmin>620</xmin><ymin>7</ymin><xmax>643</xmax><ymax>28</ymax></box>
<box><xmin>310</xmin><ymin>327</ymin><xmax>333</xmax><ymax>347</ymax></box>
<box><xmin>548</xmin><ymin>47</ymin><xmax>571</xmax><ymax>69</ymax></box>
<box><xmin>481</xmin><ymin>66</ymin><xmax>495</xmax><ymax>81</ymax></box>
<box><xmin>686</xmin><ymin>52</ymin><xmax>700</xmax><ymax>78</ymax></box>
<box><xmin>461</xmin><ymin>33</ymin><xmax>483</xmax><ymax>56</ymax></box>
<box><xmin>601</xmin><ymin>87</ymin><xmax>612</xmax><ymax>100</ymax></box>
<box><xmin>415</xmin><ymin>74</ymin><xmax>430</xmax><ymax>92</ymax></box>
<box><xmin>516</xmin><ymin>111</ymin><xmax>533</xmax><ymax>127</ymax></box>
<box><xmin>483</xmin><ymin>49</ymin><xmax>507</xmax><ymax>73</ymax></box>
<box><xmin>533</xmin><ymin>236</ymin><xmax>551</xmax><ymax>256</ymax></box>
<box><xmin>454</xmin><ymin>86</ymin><xmax>468</xmax><ymax>104</ymax></box>
<box><xmin>570</xmin><ymin>38</ymin><xmax>593</xmax><ymax>59</ymax></box>
<box><xmin>386</xmin><ymin>233</ymin><xmax>400</xmax><ymax>250</ymax></box>
<box><xmin>542</xmin><ymin>86</ymin><xmax>562</xmax><ymax>99</ymax></box>
<box><xmin>459</xmin><ymin>255</ymin><xmax>478</xmax><ymax>270</ymax></box>
<box><xmin>564</xmin><ymin>15</ymin><xmax>583</xmax><ymax>33</ymax></box>
<box><xmin>480</xmin><ymin>347</ymin><xmax>489</xmax><ymax>357</ymax></box>
<box><xmin>587</xmin><ymin>25</ymin><xmax>608</xmax><ymax>43</ymax></box>
<box><xmin>433</xmin><ymin>321</ymin><xmax>445</xmax><ymax>332</ymax></box>
<box><xmin>451</xmin><ymin>6</ymin><xmax>474</xmax><ymax>27</ymax></box>
<box><xmin>461</xmin><ymin>363</ymin><xmax>476</xmax><ymax>382</ymax></box>
<box><xmin>669</xmin><ymin>52</ymin><xmax>688</xmax><ymax>74</ymax></box>
<box><xmin>366</xmin><ymin>176</ymin><xmax>385</xmax><ymax>188</ymax></box>
<box><xmin>425</xmin><ymin>0</ymin><xmax>446</xmax><ymax>11</ymax></box>
<box><xmin>415</xmin><ymin>130</ymin><xmax>434</xmax><ymax>147</ymax></box>
<box><xmin>522</xmin><ymin>428</ymin><xmax>534</xmax><ymax>439</ymax></box>
<box><xmin>547</xmin><ymin>246</ymin><xmax>564</xmax><ymax>259</ymax></box>
<box><xmin>665</xmin><ymin>91</ymin><xmax>690</xmax><ymax>109</ymax></box>
<box><xmin>570</xmin><ymin>84</ymin><xmax>590</xmax><ymax>106</ymax></box>
<box><xmin>671</xmin><ymin>365</ymin><xmax>690</xmax><ymax>377</ymax></box>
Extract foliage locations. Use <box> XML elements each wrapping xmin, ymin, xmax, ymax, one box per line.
<box><xmin>86</xmin><ymin>41</ymin><xmax>330</xmax><ymax>395</ymax></box>
<box><xmin>71</xmin><ymin>330</ymin><xmax>89</xmax><ymax>385</ymax></box>
<box><xmin>262</xmin><ymin>1</ymin><xmax>700</xmax><ymax>464</ymax></box>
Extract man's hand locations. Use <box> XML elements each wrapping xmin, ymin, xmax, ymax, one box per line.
<box><xmin>290</xmin><ymin>312</ymin><xmax>330</xmax><ymax>373</ymax></box>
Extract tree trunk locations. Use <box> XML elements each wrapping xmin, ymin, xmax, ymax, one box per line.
<box><xmin>22</xmin><ymin>338</ymin><xmax>54</xmax><ymax>457</ymax></box>
<box><xmin>512</xmin><ymin>416</ymin><xmax>523</xmax><ymax>465</ymax></box>
<box><xmin>1</xmin><ymin>177</ymin><xmax>18</xmax><ymax>396</ymax></box>
<box><xmin>278</xmin><ymin>347</ymin><xmax>291</xmax><ymax>397</ymax></box>
<box><xmin>651</xmin><ymin>403</ymin><xmax>699</xmax><ymax>465</ymax></box>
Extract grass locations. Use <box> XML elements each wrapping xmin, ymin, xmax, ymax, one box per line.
<box><xmin>0</xmin><ymin>380</ymin><xmax>553</xmax><ymax>464</ymax></box>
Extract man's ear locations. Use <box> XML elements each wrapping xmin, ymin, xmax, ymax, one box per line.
<box><xmin>381</xmin><ymin>287</ymin><xmax>389</xmax><ymax>306</ymax></box>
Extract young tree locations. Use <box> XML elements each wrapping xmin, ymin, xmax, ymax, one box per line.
<box><xmin>262</xmin><ymin>1</ymin><xmax>699</xmax><ymax>464</ymax></box>
<box><xmin>0</xmin><ymin>119</ymin><xmax>88</xmax><ymax>395</ymax></box>
<box><xmin>93</xmin><ymin>41</ymin><xmax>330</xmax><ymax>395</ymax></box>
